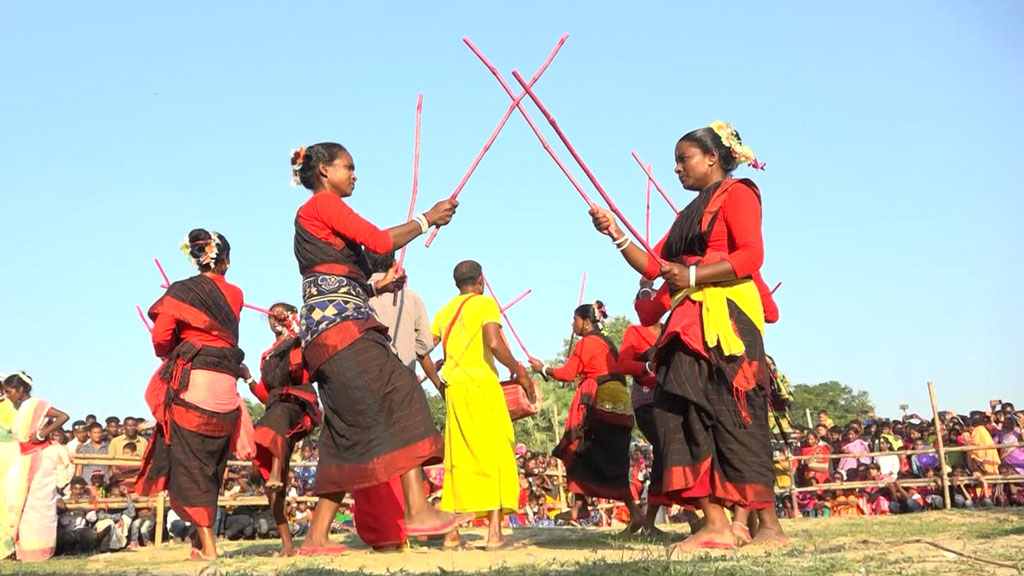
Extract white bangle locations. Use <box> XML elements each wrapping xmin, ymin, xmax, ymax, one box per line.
<box><xmin>644</xmin><ymin>361</ymin><xmax>654</xmax><ymax>374</ymax></box>
<box><xmin>612</xmin><ymin>234</ymin><xmax>629</xmax><ymax>246</ymax></box>
<box><xmin>616</xmin><ymin>237</ymin><xmax>632</xmax><ymax>252</ymax></box>
<box><xmin>35</xmin><ymin>431</ymin><xmax>46</xmax><ymax>442</ymax></box>
<box><xmin>688</xmin><ymin>265</ymin><xmax>697</xmax><ymax>288</ymax></box>
<box><xmin>413</xmin><ymin>214</ymin><xmax>429</xmax><ymax>234</ymax></box>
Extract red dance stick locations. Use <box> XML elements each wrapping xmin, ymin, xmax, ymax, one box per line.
<box><xmin>136</xmin><ymin>305</ymin><xmax>153</xmax><ymax>334</ymax></box>
<box><xmin>483</xmin><ymin>276</ymin><xmax>534</xmax><ymax>360</ymax></box>
<box><xmin>632</xmin><ymin>152</ymin><xmax>679</xmax><ymax>214</ymax></box>
<box><xmin>510</xmin><ymin>70</ymin><xmax>662</xmax><ymax>265</ymax></box>
<box><xmin>423</xmin><ymin>33</ymin><xmax>570</xmax><ymax>247</ymax></box>
<box><xmin>154</xmin><ymin>258</ymin><xmax>171</xmax><ymax>289</ymax></box>
<box><xmin>394</xmin><ymin>92</ymin><xmax>423</xmax><ymax>304</ymax></box>
<box><xmin>771</xmin><ymin>281</ymin><xmax>782</xmax><ymax>295</ymax></box>
<box><xmin>645</xmin><ymin>165</ymin><xmax>652</xmax><ymax>244</ymax></box>
<box><xmin>578</xmin><ymin>271</ymin><xmax>587</xmax><ymax>306</ymax></box>
<box><xmin>501</xmin><ymin>288</ymin><xmax>531</xmax><ymax>311</ymax></box>
<box><xmin>466</xmin><ymin>38</ymin><xmax>599</xmax><ymax>215</ymax></box>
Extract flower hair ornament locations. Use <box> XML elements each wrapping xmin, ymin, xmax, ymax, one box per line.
<box><xmin>271</xmin><ymin>309</ymin><xmax>301</xmax><ymax>337</ymax></box>
<box><xmin>709</xmin><ymin>121</ymin><xmax>765</xmax><ymax>171</ymax></box>
<box><xmin>290</xmin><ymin>146</ymin><xmax>307</xmax><ymax>187</ymax></box>
<box><xmin>592</xmin><ymin>301</ymin><xmax>608</xmax><ymax>329</ymax></box>
<box><xmin>179</xmin><ymin>233</ymin><xmax>222</xmax><ymax>269</ymax></box>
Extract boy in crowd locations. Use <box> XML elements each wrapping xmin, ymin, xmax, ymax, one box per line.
<box><xmin>76</xmin><ymin>423</ymin><xmax>110</xmax><ymax>482</ymax></box>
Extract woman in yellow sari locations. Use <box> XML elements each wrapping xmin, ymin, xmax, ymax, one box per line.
<box><xmin>0</xmin><ymin>372</ymin><xmax>71</xmax><ymax>562</ymax></box>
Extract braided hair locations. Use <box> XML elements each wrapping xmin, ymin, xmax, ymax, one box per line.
<box><xmin>574</xmin><ymin>300</ymin><xmax>608</xmax><ymax>332</ymax></box>
<box><xmin>290</xmin><ymin>143</ymin><xmax>348</xmax><ymax>190</ymax></box>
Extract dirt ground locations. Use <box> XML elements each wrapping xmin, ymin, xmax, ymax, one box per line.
<box><xmin>4</xmin><ymin>510</ymin><xmax>1023</xmax><ymax>576</ymax></box>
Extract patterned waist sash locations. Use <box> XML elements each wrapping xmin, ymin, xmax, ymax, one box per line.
<box><xmin>300</xmin><ymin>273</ymin><xmax>376</xmax><ymax>348</ymax></box>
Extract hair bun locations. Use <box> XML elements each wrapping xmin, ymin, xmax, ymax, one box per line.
<box><xmin>593</xmin><ymin>300</ymin><xmax>608</xmax><ymax>320</ymax></box>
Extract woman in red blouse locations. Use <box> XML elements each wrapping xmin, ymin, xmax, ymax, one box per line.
<box><xmin>289</xmin><ymin>142</ymin><xmax>468</xmax><ymax>553</ymax></box>
<box><xmin>529</xmin><ymin>302</ymin><xmax>642</xmax><ymax>532</ymax></box>
<box><xmin>136</xmin><ymin>229</ymin><xmax>255</xmax><ymax>560</ymax></box>
<box><xmin>591</xmin><ymin>123</ymin><xmax>786</xmax><ymax>551</ymax></box>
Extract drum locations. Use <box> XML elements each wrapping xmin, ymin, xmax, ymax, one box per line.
<box><xmin>501</xmin><ymin>379</ymin><xmax>543</xmax><ymax>421</ymax></box>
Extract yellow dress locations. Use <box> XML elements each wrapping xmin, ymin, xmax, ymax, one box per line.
<box><xmin>431</xmin><ymin>294</ymin><xmax>519</xmax><ymax>515</ymax></box>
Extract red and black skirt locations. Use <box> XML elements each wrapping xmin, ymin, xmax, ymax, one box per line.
<box><xmin>252</xmin><ymin>385</ymin><xmax>319</xmax><ymax>482</ymax></box>
<box><xmin>652</xmin><ymin>301</ymin><xmax>774</xmax><ymax>509</ymax></box>
<box><xmin>312</xmin><ymin>330</ymin><xmax>443</xmax><ymax>493</ymax></box>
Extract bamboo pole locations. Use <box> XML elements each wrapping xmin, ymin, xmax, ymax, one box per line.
<box><xmin>927</xmin><ymin>380</ymin><xmax>952</xmax><ymax>509</ymax></box>
<box><xmin>153</xmin><ymin>491</ymin><xmax>165</xmax><ymax>546</ymax></box>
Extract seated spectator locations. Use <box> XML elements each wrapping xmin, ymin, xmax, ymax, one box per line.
<box><xmin>887</xmin><ymin>479</ymin><xmax>925</xmax><ymax>514</ymax></box>
<box><xmin>875</xmin><ymin>436</ymin><xmax>901</xmax><ymax>479</ymax></box>
<box><xmin>166</xmin><ymin>509</ymin><xmax>193</xmax><ymax>543</ymax></box>
<box><xmin>832</xmin><ymin>489</ymin><xmax>866</xmax><ymax>517</ymax></box>
<box><xmin>289</xmin><ymin>501</ymin><xmax>311</xmax><ymax>537</ymax></box>
<box><xmin>109</xmin><ymin>442</ymin><xmax>141</xmax><ymax>486</ymax></box>
<box><xmin>108</xmin><ymin>416</ymin><xmax>148</xmax><ymax>459</ymax></box>
<box><xmin>838</xmin><ymin>428</ymin><xmax>871</xmax><ymax>479</ymax></box>
<box><xmin>992</xmin><ymin>463</ymin><xmax>1024</xmax><ymax>507</ymax></box>
<box><xmin>76</xmin><ymin>423</ymin><xmax>110</xmax><ymax>482</ymax></box>
<box><xmin>293</xmin><ymin>442</ymin><xmax>317</xmax><ymax>489</ymax></box>
<box><xmin>91</xmin><ymin>483</ymin><xmax>135</xmax><ymax>552</ymax></box>
<box><xmin>56</xmin><ymin>477</ymin><xmax>99</xmax><ymax>556</ymax></box>
<box><xmin>129</xmin><ymin>503</ymin><xmax>156</xmax><ymax>548</ymax></box>
<box><xmin>799</xmin><ymin>431</ymin><xmax>831</xmax><ymax>486</ymax></box>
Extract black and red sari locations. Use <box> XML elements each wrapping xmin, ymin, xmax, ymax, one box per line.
<box><xmin>135</xmin><ymin>274</ymin><xmax>248</xmax><ymax>527</ymax></box>
<box><xmin>635</xmin><ymin>178</ymin><xmax>777</xmax><ymax>510</ymax></box>
<box><xmin>251</xmin><ymin>335</ymin><xmax>321</xmax><ymax>481</ymax></box>
<box><xmin>294</xmin><ymin>192</ymin><xmax>442</xmax><ymax>494</ymax></box>
<box><xmin>549</xmin><ymin>333</ymin><xmax>633</xmax><ymax>501</ymax></box>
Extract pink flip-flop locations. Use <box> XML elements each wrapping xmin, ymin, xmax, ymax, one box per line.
<box><xmin>406</xmin><ymin>513</ymin><xmax>475</xmax><ymax>537</ymax></box>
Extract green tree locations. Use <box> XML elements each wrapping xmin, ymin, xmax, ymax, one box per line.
<box><xmin>243</xmin><ymin>398</ymin><xmax>265</xmax><ymax>423</ymax></box>
<box><xmin>790</xmin><ymin>381</ymin><xmax>875</xmax><ymax>428</ymax></box>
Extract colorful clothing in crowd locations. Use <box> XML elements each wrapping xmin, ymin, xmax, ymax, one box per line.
<box><xmin>550</xmin><ymin>333</ymin><xmax>632</xmax><ymax>500</ymax></box>
<box><xmin>969</xmin><ymin>425</ymin><xmax>1000</xmax><ymax>475</ymax></box>
<box><xmin>1</xmin><ymin>398</ymin><xmax>72</xmax><ymax>562</ymax></box>
<box><xmin>136</xmin><ymin>274</ymin><xmax>255</xmax><ymax>528</ymax></box>
<box><xmin>294</xmin><ymin>191</ymin><xmax>442</xmax><ymax>493</ymax></box>
<box><xmin>432</xmin><ymin>293</ymin><xmax>519</xmax><ymax>516</ymax></box>
<box><xmin>634</xmin><ymin>178</ymin><xmax>776</xmax><ymax>509</ymax></box>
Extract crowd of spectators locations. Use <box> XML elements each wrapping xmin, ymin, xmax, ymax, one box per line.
<box><xmin>38</xmin><ymin>397</ymin><xmax>1024</xmax><ymax>555</ymax></box>
<box><xmin>773</xmin><ymin>400</ymin><xmax>1024</xmax><ymax>518</ymax></box>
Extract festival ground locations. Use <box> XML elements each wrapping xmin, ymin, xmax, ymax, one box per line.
<box><xmin>4</xmin><ymin>510</ymin><xmax>1021</xmax><ymax>576</ymax></box>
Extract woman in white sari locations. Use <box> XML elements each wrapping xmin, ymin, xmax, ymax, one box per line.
<box><xmin>0</xmin><ymin>372</ymin><xmax>71</xmax><ymax>562</ymax></box>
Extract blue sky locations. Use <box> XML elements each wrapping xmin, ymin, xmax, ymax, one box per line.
<box><xmin>1</xmin><ymin>2</ymin><xmax>1021</xmax><ymax>421</ymax></box>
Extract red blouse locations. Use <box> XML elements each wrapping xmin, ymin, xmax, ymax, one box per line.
<box><xmin>550</xmin><ymin>334</ymin><xmax>616</xmax><ymax>382</ymax></box>
<box><xmin>617</xmin><ymin>324</ymin><xmax>658</xmax><ymax>388</ymax></box>
<box><xmin>296</xmin><ymin>192</ymin><xmax>393</xmax><ymax>256</ymax></box>
<box><xmin>151</xmin><ymin>274</ymin><xmax>243</xmax><ymax>357</ymax></box>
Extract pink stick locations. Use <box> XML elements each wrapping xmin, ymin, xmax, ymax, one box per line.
<box><xmin>771</xmin><ymin>281</ymin><xmax>782</xmax><ymax>295</ymax></box>
<box><xmin>154</xmin><ymin>258</ymin><xmax>171</xmax><ymax>289</ymax></box>
<box><xmin>394</xmin><ymin>93</ymin><xmax>423</xmax><ymax>304</ymax></box>
<box><xmin>645</xmin><ymin>164</ymin><xmax>652</xmax><ymax>244</ymax></box>
<box><xmin>423</xmin><ymin>33</ymin><xmax>571</xmax><ymax>247</ymax></box>
<box><xmin>243</xmin><ymin>303</ymin><xmax>273</xmax><ymax>316</ymax></box>
<box><xmin>510</xmin><ymin>70</ymin><xmax>662</xmax><ymax>265</ymax></box>
<box><xmin>136</xmin><ymin>305</ymin><xmax>153</xmax><ymax>334</ymax></box>
<box><xmin>632</xmin><ymin>152</ymin><xmax>679</xmax><ymax>214</ymax></box>
<box><xmin>483</xmin><ymin>276</ymin><xmax>534</xmax><ymax>359</ymax></box>
<box><xmin>501</xmin><ymin>288</ymin><xmax>531</xmax><ymax>311</ymax></box>
<box><xmin>578</xmin><ymin>271</ymin><xmax>587</xmax><ymax>306</ymax></box>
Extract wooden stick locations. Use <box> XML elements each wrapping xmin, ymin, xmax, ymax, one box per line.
<box><xmin>771</xmin><ymin>281</ymin><xmax>782</xmax><ymax>294</ymax></box>
<box><xmin>578</xmin><ymin>271</ymin><xmax>587</xmax><ymax>306</ymax></box>
<box><xmin>928</xmin><ymin>380</ymin><xmax>952</xmax><ymax>509</ymax></box>
<box><xmin>511</xmin><ymin>70</ymin><xmax>662</xmax><ymax>265</ymax></box>
<box><xmin>136</xmin><ymin>305</ymin><xmax>153</xmax><ymax>334</ymax></box>
<box><xmin>645</xmin><ymin>164</ymin><xmax>652</xmax><ymax>244</ymax></box>
<box><xmin>632</xmin><ymin>152</ymin><xmax>679</xmax><ymax>214</ymax></box>
<box><xmin>153</xmin><ymin>491</ymin><xmax>165</xmax><ymax>546</ymax></box>
<box><xmin>423</xmin><ymin>34</ymin><xmax>568</xmax><ymax>247</ymax></box>
<box><xmin>394</xmin><ymin>92</ymin><xmax>423</xmax><ymax>303</ymax></box>
<box><xmin>483</xmin><ymin>275</ymin><xmax>534</xmax><ymax>359</ymax></box>
<box><xmin>462</xmin><ymin>36</ymin><xmax>598</xmax><ymax>212</ymax></box>
<box><xmin>154</xmin><ymin>258</ymin><xmax>170</xmax><ymax>289</ymax></box>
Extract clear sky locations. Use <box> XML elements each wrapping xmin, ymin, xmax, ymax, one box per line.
<box><xmin>1</xmin><ymin>2</ymin><xmax>1021</xmax><ymax>422</ymax></box>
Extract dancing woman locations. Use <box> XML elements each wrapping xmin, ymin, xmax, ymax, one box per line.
<box><xmin>529</xmin><ymin>302</ymin><xmax>642</xmax><ymax>532</ymax></box>
<box><xmin>245</xmin><ymin>302</ymin><xmax>321</xmax><ymax>557</ymax></box>
<box><xmin>289</xmin><ymin>142</ymin><xmax>468</xmax><ymax>553</ymax></box>
<box><xmin>136</xmin><ymin>229</ymin><xmax>256</xmax><ymax>560</ymax></box>
<box><xmin>590</xmin><ymin>122</ymin><xmax>787</xmax><ymax>551</ymax></box>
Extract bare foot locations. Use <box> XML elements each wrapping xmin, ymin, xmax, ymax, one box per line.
<box><xmin>731</xmin><ymin>521</ymin><xmax>752</xmax><ymax>546</ymax></box>
<box><xmin>748</xmin><ymin>525</ymin><xmax>789</xmax><ymax>548</ymax></box>
<box><xmin>669</xmin><ymin>525</ymin><xmax>735</xmax><ymax>557</ymax></box>
<box><xmin>274</xmin><ymin>547</ymin><xmax>297</xmax><ymax>558</ymax></box>
<box><xmin>406</xmin><ymin>509</ymin><xmax>472</xmax><ymax>536</ymax></box>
